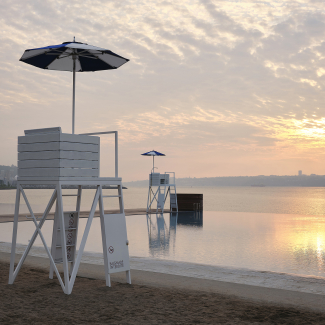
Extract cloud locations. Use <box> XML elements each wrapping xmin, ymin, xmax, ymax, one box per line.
<box><xmin>2</xmin><ymin>0</ymin><xmax>325</xmax><ymax>179</ymax></box>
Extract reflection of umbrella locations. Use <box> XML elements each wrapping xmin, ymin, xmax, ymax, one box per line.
<box><xmin>20</xmin><ymin>38</ymin><xmax>129</xmax><ymax>134</ymax></box>
<box><xmin>141</xmin><ymin>150</ymin><xmax>165</xmax><ymax>173</ymax></box>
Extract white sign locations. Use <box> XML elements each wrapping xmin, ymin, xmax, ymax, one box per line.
<box><xmin>102</xmin><ymin>213</ymin><xmax>130</xmax><ymax>274</ymax></box>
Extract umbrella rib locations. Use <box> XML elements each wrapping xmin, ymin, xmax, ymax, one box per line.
<box><xmin>77</xmin><ymin>55</ymin><xmax>98</xmax><ymax>59</ymax></box>
<box><xmin>44</xmin><ymin>48</ymin><xmax>71</xmax><ymax>69</ymax></box>
<box><xmin>77</xmin><ymin>57</ymin><xmax>82</xmax><ymax>72</ymax></box>
<box><xmin>20</xmin><ymin>48</ymin><xmax>66</xmax><ymax>61</ymax></box>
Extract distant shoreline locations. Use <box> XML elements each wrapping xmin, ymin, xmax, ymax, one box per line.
<box><xmin>124</xmin><ymin>175</ymin><xmax>325</xmax><ymax>187</ymax></box>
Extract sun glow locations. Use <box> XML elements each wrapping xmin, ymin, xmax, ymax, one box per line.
<box><xmin>275</xmin><ymin>216</ymin><xmax>325</xmax><ymax>272</ymax></box>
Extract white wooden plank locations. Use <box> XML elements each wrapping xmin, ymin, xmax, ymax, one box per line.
<box><xmin>18</xmin><ymin>151</ymin><xmax>61</xmax><ymax>160</ymax></box>
<box><xmin>19</xmin><ymin>133</ymin><xmax>99</xmax><ymax>145</ymax></box>
<box><xmin>18</xmin><ymin>159</ymin><xmax>99</xmax><ymax>169</ymax></box>
<box><xmin>60</xmin><ymin>142</ymin><xmax>99</xmax><ymax>152</ymax></box>
<box><xmin>18</xmin><ymin>142</ymin><xmax>60</xmax><ymax>152</ymax></box>
<box><xmin>60</xmin><ymin>168</ymin><xmax>99</xmax><ymax>177</ymax></box>
<box><xmin>18</xmin><ymin>151</ymin><xmax>99</xmax><ymax>161</ymax></box>
<box><xmin>19</xmin><ymin>159</ymin><xmax>60</xmax><ymax>169</ymax></box>
<box><xmin>18</xmin><ymin>142</ymin><xmax>99</xmax><ymax>153</ymax></box>
<box><xmin>60</xmin><ymin>134</ymin><xmax>99</xmax><ymax>145</ymax></box>
<box><xmin>17</xmin><ymin>177</ymin><xmax>122</xmax><ymax>182</ymax></box>
<box><xmin>18</xmin><ymin>134</ymin><xmax>60</xmax><ymax>144</ymax></box>
<box><xmin>59</xmin><ymin>159</ymin><xmax>99</xmax><ymax>168</ymax></box>
<box><xmin>24</xmin><ymin>127</ymin><xmax>61</xmax><ymax>135</ymax></box>
<box><xmin>18</xmin><ymin>168</ymin><xmax>99</xmax><ymax>177</ymax></box>
<box><xmin>60</xmin><ymin>151</ymin><xmax>99</xmax><ymax>160</ymax></box>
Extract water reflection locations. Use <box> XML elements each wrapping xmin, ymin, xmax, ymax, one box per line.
<box><xmin>276</xmin><ymin>216</ymin><xmax>325</xmax><ymax>273</ymax></box>
<box><xmin>146</xmin><ymin>211</ymin><xmax>204</xmax><ymax>256</ymax></box>
<box><xmin>4</xmin><ymin>208</ymin><xmax>325</xmax><ymax>277</ymax></box>
<box><xmin>146</xmin><ymin>213</ymin><xmax>177</xmax><ymax>257</ymax></box>
<box><xmin>177</xmin><ymin>211</ymin><xmax>203</xmax><ymax>227</ymax></box>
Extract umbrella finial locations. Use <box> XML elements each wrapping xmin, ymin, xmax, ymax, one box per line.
<box><xmin>73</xmin><ymin>36</ymin><xmax>75</xmax><ymax>42</ymax></box>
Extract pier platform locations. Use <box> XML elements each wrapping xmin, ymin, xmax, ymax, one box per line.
<box><xmin>0</xmin><ymin>208</ymin><xmax>171</xmax><ymax>223</ymax></box>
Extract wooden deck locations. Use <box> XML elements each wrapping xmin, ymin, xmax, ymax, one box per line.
<box><xmin>0</xmin><ymin>208</ymin><xmax>170</xmax><ymax>223</ymax></box>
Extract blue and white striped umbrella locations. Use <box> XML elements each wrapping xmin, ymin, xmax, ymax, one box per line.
<box><xmin>141</xmin><ymin>150</ymin><xmax>165</xmax><ymax>173</ymax></box>
<box><xmin>20</xmin><ymin>39</ymin><xmax>129</xmax><ymax>133</ymax></box>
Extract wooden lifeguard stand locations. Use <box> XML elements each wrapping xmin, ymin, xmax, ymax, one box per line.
<box><xmin>146</xmin><ymin>172</ymin><xmax>178</xmax><ymax>213</ymax></box>
<box><xmin>9</xmin><ymin>127</ymin><xmax>131</xmax><ymax>295</ymax></box>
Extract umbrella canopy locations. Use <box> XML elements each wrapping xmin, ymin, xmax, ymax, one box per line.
<box><xmin>141</xmin><ymin>150</ymin><xmax>165</xmax><ymax>173</ymax></box>
<box><xmin>20</xmin><ymin>39</ymin><xmax>129</xmax><ymax>133</ymax></box>
<box><xmin>141</xmin><ymin>150</ymin><xmax>166</xmax><ymax>157</ymax></box>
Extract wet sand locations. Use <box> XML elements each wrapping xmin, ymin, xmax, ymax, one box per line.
<box><xmin>2</xmin><ymin>252</ymin><xmax>325</xmax><ymax>324</ymax></box>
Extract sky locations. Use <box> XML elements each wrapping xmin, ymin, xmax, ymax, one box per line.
<box><xmin>2</xmin><ymin>0</ymin><xmax>325</xmax><ymax>181</ymax></box>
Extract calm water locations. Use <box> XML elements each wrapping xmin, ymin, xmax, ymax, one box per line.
<box><xmin>1</xmin><ymin>211</ymin><xmax>325</xmax><ymax>278</ymax></box>
<box><xmin>2</xmin><ymin>186</ymin><xmax>325</xmax><ymax>278</ymax></box>
<box><xmin>2</xmin><ymin>186</ymin><xmax>325</xmax><ymax>215</ymax></box>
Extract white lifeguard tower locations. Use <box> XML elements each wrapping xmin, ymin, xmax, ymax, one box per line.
<box><xmin>9</xmin><ymin>127</ymin><xmax>131</xmax><ymax>295</ymax></box>
<box><xmin>146</xmin><ymin>172</ymin><xmax>178</xmax><ymax>213</ymax></box>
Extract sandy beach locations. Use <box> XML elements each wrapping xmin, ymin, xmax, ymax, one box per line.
<box><xmin>2</xmin><ymin>251</ymin><xmax>325</xmax><ymax>324</ymax></box>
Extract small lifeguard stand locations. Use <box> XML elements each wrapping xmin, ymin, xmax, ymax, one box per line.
<box><xmin>146</xmin><ymin>172</ymin><xmax>178</xmax><ymax>213</ymax></box>
<box><xmin>9</xmin><ymin>127</ymin><xmax>131</xmax><ymax>295</ymax></box>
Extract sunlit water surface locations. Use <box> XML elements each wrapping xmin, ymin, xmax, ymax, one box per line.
<box><xmin>1</xmin><ymin>210</ymin><xmax>325</xmax><ymax>278</ymax></box>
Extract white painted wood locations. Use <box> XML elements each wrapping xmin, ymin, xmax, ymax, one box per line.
<box><xmin>18</xmin><ymin>159</ymin><xmax>99</xmax><ymax>169</ymax></box>
<box><xmin>126</xmin><ymin>270</ymin><xmax>131</xmax><ymax>284</ymax></box>
<box><xmin>11</xmin><ymin>127</ymin><xmax>129</xmax><ymax>294</ymax></box>
<box><xmin>99</xmin><ymin>186</ymin><xmax>110</xmax><ymax>286</ymax></box>
<box><xmin>50</xmin><ymin>200</ymin><xmax>59</xmax><ymax>279</ymax></box>
<box><xmin>57</xmin><ymin>184</ymin><xmax>69</xmax><ymax>294</ymax></box>
<box><xmin>68</xmin><ymin>187</ymin><xmax>100</xmax><ymax>294</ymax></box>
<box><xmin>17</xmin><ymin>177</ymin><xmax>122</xmax><ymax>183</ymax></box>
<box><xmin>71</xmin><ymin>186</ymin><xmax>82</xmax><ymax>275</ymax></box>
<box><xmin>61</xmin><ymin>133</ymin><xmax>99</xmax><ymax>145</ymax></box>
<box><xmin>19</xmin><ymin>134</ymin><xmax>61</xmax><ymax>144</ymax></box>
<box><xmin>79</xmin><ymin>131</ymin><xmax>118</xmax><ymax>178</ymax></box>
<box><xmin>102</xmin><ymin>213</ymin><xmax>130</xmax><ymax>274</ymax></box>
<box><xmin>18</xmin><ymin>168</ymin><xmax>99</xmax><ymax>177</ymax></box>
<box><xmin>157</xmin><ymin>193</ymin><xmax>165</xmax><ymax>211</ymax></box>
<box><xmin>147</xmin><ymin>172</ymin><xmax>177</xmax><ymax>213</ymax></box>
<box><xmin>24</xmin><ymin>127</ymin><xmax>61</xmax><ymax>135</ymax></box>
<box><xmin>17</xmin><ymin>187</ymin><xmax>65</xmax><ymax>290</ymax></box>
<box><xmin>8</xmin><ymin>188</ymin><xmax>21</xmax><ymax>284</ymax></box>
<box><xmin>19</xmin><ymin>151</ymin><xmax>99</xmax><ymax>161</ymax></box>
<box><xmin>19</xmin><ymin>133</ymin><xmax>99</xmax><ymax>145</ymax></box>
<box><xmin>118</xmin><ymin>184</ymin><xmax>125</xmax><ymax>214</ymax></box>
<box><xmin>59</xmin><ymin>142</ymin><xmax>98</xmax><ymax>152</ymax></box>
<box><xmin>150</xmin><ymin>173</ymin><xmax>160</xmax><ymax>186</ymax></box>
<box><xmin>18</xmin><ymin>142</ymin><xmax>99</xmax><ymax>153</ymax></box>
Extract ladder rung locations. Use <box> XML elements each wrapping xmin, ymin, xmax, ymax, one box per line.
<box><xmin>57</xmin><ymin>228</ymin><xmax>77</xmax><ymax>231</ymax></box>
<box><xmin>25</xmin><ymin>215</ymin><xmax>42</xmax><ymax>220</ymax></box>
<box><xmin>54</xmin><ymin>259</ymin><xmax>74</xmax><ymax>264</ymax></box>
<box><xmin>102</xmin><ymin>195</ymin><xmax>121</xmax><ymax>198</ymax></box>
<box><xmin>56</xmin><ymin>244</ymin><xmax>75</xmax><ymax>248</ymax></box>
<box><xmin>62</xmin><ymin>194</ymin><xmax>79</xmax><ymax>196</ymax></box>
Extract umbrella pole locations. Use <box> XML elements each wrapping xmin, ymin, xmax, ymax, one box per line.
<box><xmin>72</xmin><ymin>58</ymin><xmax>76</xmax><ymax>134</ymax></box>
<box><xmin>153</xmin><ymin>156</ymin><xmax>154</xmax><ymax>173</ymax></box>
